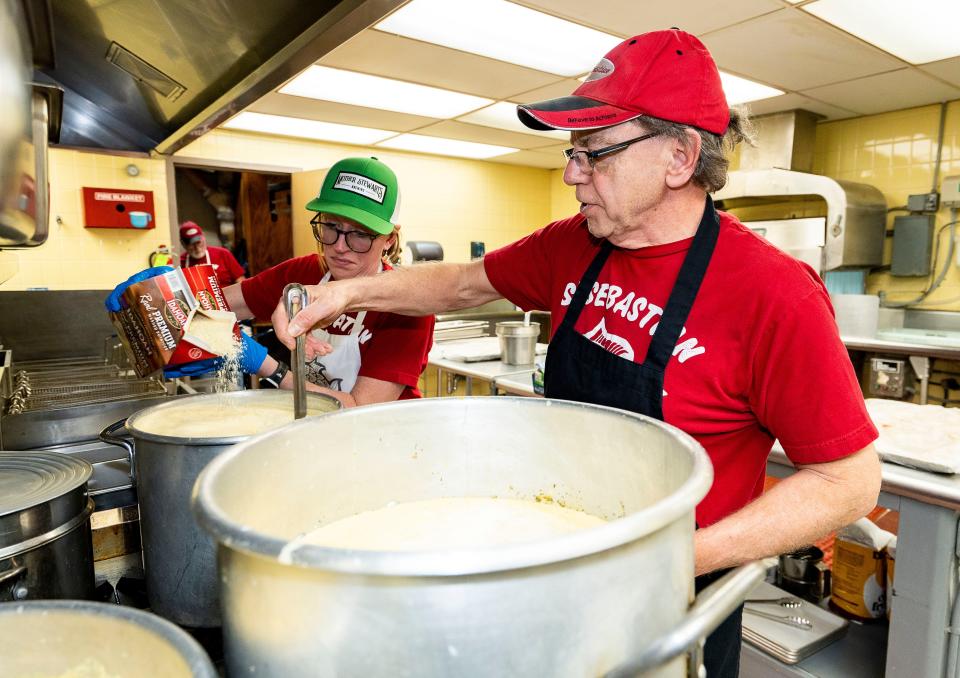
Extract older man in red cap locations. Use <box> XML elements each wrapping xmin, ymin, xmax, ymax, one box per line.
<box><xmin>272</xmin><ymin>29</ymin><xmax>880</xmax><ymax>675</ymax></box>
<box><xmin>179</xmin><ymin>221</ymin><xmax>246</xmax><ymax>287</ymax></box>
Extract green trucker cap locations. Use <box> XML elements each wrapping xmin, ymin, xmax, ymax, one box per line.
<box><xmin>305</xmin><ymin>157</ymin><xmax>400</xmax><ymax>235</ymax></box>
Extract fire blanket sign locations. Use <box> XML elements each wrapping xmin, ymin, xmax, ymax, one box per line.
<box><xmin>82</xmin><ymin>187</ymin><xmax>156</xmax><ymax>229</ymax></box>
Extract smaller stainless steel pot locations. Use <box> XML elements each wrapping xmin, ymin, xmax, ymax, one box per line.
<box><xmin>496</xmin><ymin>321</ymin><xmax>540</xmax><ymax>365</ymax></box>
<box><xmin>100</xmin><ymin>390</ymin><xmax>341</xmax><ymax>627</ymax></box>
<box><xmin>0</xmin><ymin>451</ymin><xmax>95</xmax><ymax>602</ymax></box>
<box><xmin>0</xmin><ymin>599</ymin><xmax>217</xmax><ymax>677</ymax></box>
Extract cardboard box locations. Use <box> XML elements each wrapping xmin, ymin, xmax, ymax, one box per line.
<box><xmin>109</xmin><ymin>265</ymin><xmax>239</xmax><ymax>377</ymax></box>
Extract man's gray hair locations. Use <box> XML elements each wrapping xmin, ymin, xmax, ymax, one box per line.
<box><xmin>633</xmin><ymin>107</ymin><xmax>755</xmax><ymax>193</ymax></box>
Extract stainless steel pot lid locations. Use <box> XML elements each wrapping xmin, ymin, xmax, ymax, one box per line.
<box><xmin>0</xmin><ymin>451</ymin><xmax>92</xmax><ymax>517</ymax></box>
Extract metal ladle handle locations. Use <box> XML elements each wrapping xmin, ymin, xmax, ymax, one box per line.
<box><xmin>283</xmin><ymin>283</ymin><xmax>308</xmax><ymax>419</ymax></box>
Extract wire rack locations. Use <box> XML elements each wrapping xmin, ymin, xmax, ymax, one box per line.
<box><xmin>6</xmin><ymin>361</ymin><xmax>166</xmax><ymax>415</ymax></box>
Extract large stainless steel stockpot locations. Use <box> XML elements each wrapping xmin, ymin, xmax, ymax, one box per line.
<box><xmin>100</xmin><ymin>390</ymin><xmax>341</xmax><ymax>627</ymax></box>
<box><xmin>0</xmin><ymin>452</ymin><xmax>95</xmax><ymax>602</ymax></box>
<box><xmin>0</xmin><ymin>599</ymin><xmax>217</xmax><ymax>677</ymax></box>
<box><xmin>193</xmin><ymin>397</ymin><xmax>763</xmax><ymax>677</ymax></box>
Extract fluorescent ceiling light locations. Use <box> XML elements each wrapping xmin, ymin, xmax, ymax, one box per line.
<box><xmin>720</xmin><ymin>72</ymin><xmax>784</xmax><ymax>104</ymax></box>
<box><xmin>802</xmin><ymin>0</ymin><xmax>960</xmax><ymax>64</ymax></box>
<box><xmin>377</xmin><ymin>134</ymin><xmax>517</xmax><ymax>159</ymax></box>
<box><xmin>376</xmin><ymin>0</ymin><xmax>621</xmax><ymax>77</ymax></box>
<box><xmin>222</xmin><ymin>112</ymin><xmax>396</xmax><ymax>145</ymax></box>
<box><xmin>280</xmin><ymin>65</ymin><xmax>493</xmax><ymax>118</ymax></box>
<box><xmin>459</xmin><ymin>102</ymin><xmax>569</xmax><ymax>140</ymax></box>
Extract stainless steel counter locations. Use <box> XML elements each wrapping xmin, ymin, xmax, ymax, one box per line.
<box><xmin>767</xmin><ymin>446</ymin><xmax>959</xmax><ymax>677</ymax></box>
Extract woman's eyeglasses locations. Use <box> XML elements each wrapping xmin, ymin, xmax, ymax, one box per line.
<box><xmin>562</xmin><ymin>131</ymin><xmax>662</xmax><ymax>173</ymax></box>
<box><xmin>311</xmin><ymin>215</ymin><xmax>378</xmax><ymax>254</ymax></box>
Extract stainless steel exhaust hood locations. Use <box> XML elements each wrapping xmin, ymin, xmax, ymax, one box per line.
<box><xmin>715</xmin><ymin>110</ymin><xmax>887</xmax><ymax>272</ymax></box>
<box><xmin>31</xmin><ymin>0</ymin><xmax>405</xmax><ymax>154</ymax></box>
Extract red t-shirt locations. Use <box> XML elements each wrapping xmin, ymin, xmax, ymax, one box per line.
<box><xmin>181</xmin><ymin>245</ymin><xmax>246</xmax><ymax>288</ymax></box>
<box><xmin>484</xmin><ymin>211</ymin><xmax>878</xmax><ymax>526</ymax></box>
<box><xmin>240</xmin><ymin>254</ymin><xmax>435</xmax><ymax>399</ymax></box>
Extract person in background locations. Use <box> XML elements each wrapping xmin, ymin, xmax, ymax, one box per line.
<box><xmin>222</xmin><ymin>156</ymin><xmax>435</xmax><ymax>409</ymax></box>
<box><xmin>179</xmin><ymin>221</ymin><xmax>246</xmax><ymax>287</ymax></box>
<box><xmin>271</xmin><ymin>30</ymin><xmax>881</xmax><ymax>675</ymax></box>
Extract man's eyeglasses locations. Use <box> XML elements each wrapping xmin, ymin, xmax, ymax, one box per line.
<box><xmin>311</xmin><ymin>214</ymin><xmax>378</xmax><ymax>254</ymax></box>
<box><xmin>562</xmin><ymin>131</ymin><xmax>662</xmax><ymax>173</ymax></box>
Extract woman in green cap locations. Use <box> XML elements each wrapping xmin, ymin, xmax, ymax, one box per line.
<box><xmin>223</xmin><ymin>157</ymin><xmax>435</xmax><ymax>408</ymax></box>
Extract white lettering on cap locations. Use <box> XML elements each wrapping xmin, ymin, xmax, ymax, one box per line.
<box><xmin>583</xmin><ymin>57</ymin><xmax>615</xmax><ymax>83</ymax></box>
<box><xmin>333</xmin><ymin>172</ymin><xmax>386</xmax><ymax>204</ymax></box>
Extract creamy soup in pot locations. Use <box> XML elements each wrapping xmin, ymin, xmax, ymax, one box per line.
<box><xmin>133</xmin><ymin>402</ymin><xmax>306</xmax><ymax>438</ymax></box>
<box><xmin>293</xmin><ymin>497</ymin><xmax>607</xmax><ymax>551</ymax></box>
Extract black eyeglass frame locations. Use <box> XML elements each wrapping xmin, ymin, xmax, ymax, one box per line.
<box><xmin>563</xmin><ymin>131</ymin><xmax>662</xmax><ymax>171</ymax></box>
<box><xmin>310</xmin><ymin>214</ymin><xmax>379</xmax><ymax>254</ymax></box>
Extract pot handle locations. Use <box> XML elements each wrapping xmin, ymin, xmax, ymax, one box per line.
<box><xmin>605</xmin><ymin>560</ymin><xmax>767</xmax><ymax>678</ymax></box>
<box><xmin>99</xmin><ymin>418</ymin><xmax>135</xmax><ymax>482</ymax></box>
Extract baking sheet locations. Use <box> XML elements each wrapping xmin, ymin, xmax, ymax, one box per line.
<box><xmin>865</xmin><ymin>398</ymin><xmax>960</xmax><ymax>474</ymax></box>
<box><xmin>431</xmin><ymin>337</ymin><xmax>547</xmax><ymax>363</ymax></box>
<box><xmin>742</xmin><ymin>581</ymin><xmax>848</xmax><ymax>664</ymax></box>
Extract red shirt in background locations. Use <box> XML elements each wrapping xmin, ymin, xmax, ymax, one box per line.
<box><xmin>181</xmin><ymin>245</ymin><xmax>246</xmax><ymax>288</ymax></box>
<box><xmin>484</xmin><ymin>210</ymin><xmax>878</xmax><ymax>527</ymax></box>
<box><xmin>240</xmin><ymin>254</ymin><xmax>435</xmax><ymax>399</ymax></box>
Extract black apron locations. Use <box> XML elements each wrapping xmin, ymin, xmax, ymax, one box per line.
<box><xmin>544</xmin><ymin>196</ymin><xmax>743</xmax><ymax>678</ymax></box>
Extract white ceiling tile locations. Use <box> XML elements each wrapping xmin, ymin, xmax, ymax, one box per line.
<box><xmin>744</xmin><ymin>92</ymin><xmax>859</xmax><ymax>121</ymax></box>
<box><xmin>319</xmin><ymin>30</ymin><xmax>561</xmax><ymax>100</ymax></box>
<box><xmin>920</xmin><ymin>56</ymin><xmax>960</xmax><ymax>88</ymax></box>
<box><xmin>248</xmin><ymin>94</ymin><xmax>435</xmax><ymax>132</ymax></box>
<box><xmin>703</xmin><ymin>8</ymin><xmax>905</xmax><ymax>91</ymax></box>
<box><xmin>511</xmin><ymin>79</ymin><xmax>584</xmax><ymax>104</ymax></box>
<box><xmin>515</xmin><ymin>0</ymin><xmax>784</xmax><ymax>37</ymax></box>
<box><xmin>801</xmin><ymin>69</ymin><xmax>960</xmax><ymax>116</ymax></box>
<box><xmin>490</xmin><ymin>149</ymin><xmax>567</xmax><ymax>169</ymax></box>
<box><xmin>409</xmin><ymin>120</ymin><xmax>557</xmax><ymax>150</ymax></box>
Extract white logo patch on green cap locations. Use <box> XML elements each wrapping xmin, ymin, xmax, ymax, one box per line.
<box><xmin>333</xmin><ymin>172</ymin><xmax>386</xmax><ymax>204</ymax></box>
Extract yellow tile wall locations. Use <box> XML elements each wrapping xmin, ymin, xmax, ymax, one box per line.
<box><xmin>178</xmin><ymin>130</ymin><xmax>553</xmax><ymax>262</ymax></box>
<box><xmin>813</xmin><ymin>101</ymin><xmax>960</xmax><ymax>310</ymax></box>
<box><xmin>0</xmin><ymin>149</ymin><xmax>173</xmax><ymax>290</ymax></box>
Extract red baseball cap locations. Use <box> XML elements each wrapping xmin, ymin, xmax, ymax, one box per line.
<box><xmin>517</xmin><ymin>29</ymin><xmax>729</xmax><ymax>135</ymax></box>
<box><xmin>179</xmin><ymin>221</ymin><xmax>204</xmax><ymax>245</ymax></box>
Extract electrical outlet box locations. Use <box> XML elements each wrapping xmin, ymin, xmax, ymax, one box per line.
<box><xmin>891</xmin><ymin>214</ymin><xmax>935</xmax><ymax>276</ymax></box>
<box><xmin>869</xmin><ymin>358</ymin><xmax>909</xmax><ymax>398</ymax></box>
<box><xmin>907</xmin><ymin>192</ymin><xmax>939</xmax><ymax>212</ymax></box>
<box><xmin>943</xmin><ymin>175</ymin><xmax>960</xmax><ymax>208</ymax></box>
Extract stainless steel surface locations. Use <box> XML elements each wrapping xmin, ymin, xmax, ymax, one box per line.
<box><xmin>194</xmin><ymin>397</ymin><xmax>757</xmax><ymax>677</ymax></box>
<box><xmin>1</xmin><ymin>390</ymin><xmax>170</xmax><ymax>449</ymax></box>
<box><xmin>745</xmin><ymin>596</ymin><xmax>803</xmax><ymax>608</ymax></box>
<box><xmin>738</xmin><ymin>110</ymin><xmax>819</xmax><ymax>174</ymax></box>
<box><xmin>605</xmin><ymin>562</ymin><xmax>767</xmax><ymax>678</ymax></box>
<box><xmin>28</xmin><ymin>0</ymin><xmax>405</xmax><ymax>153</ymax></box>
<box><xmin>6</xmin><ymin>364</ymin><xmax>166</xmax><ymax>414</ymax></box>
<box><xmin>767</xmin><ymin>449</ymin><xmax>958</xmax><ymax>678</ymax></box>
<box><xmin>0</xmin><ymin>599</ymin><xmax>218</xmax><ymax>677</ymax></box>
<box><xmin>0</xmin><ymin>291</ymin><xmax>119</xmax><ymax>361</ymax></box>
<box><xmin>842</xmin><ymin>334</ymin><xmax>960</xmax><ymax>361</ymax></box>
<box><xmin>0</xmin><ymin>0</ymin><xmax>31</xmax><ymax>249</ymax></box>
<box><xmin>495</xmin><ymin>320</ymin><xmax>540</xmax><ymax>365</ymax></box>
<box><xmin>106</xmin><ymin>390</ymin><xmax>340</xmax><ymax>627</ymax></box>
<box><xmin>716</xmin><ymin>168</ymin><xmax>887</xmax><ymax>271</ymax></box>
<box><xmin>0</xmin><ymin>451</ymin><xmax>95</xmax><ymax>601</ymax></box>
<box><xmin>284</xmin><ymin>283</ymin><xmax>307</xmax><ymax>419</ymax></box>
<box><xmin>744</xmin><ymin>608</ymin><xmax>813</xmax><ymax>630</ymax></box>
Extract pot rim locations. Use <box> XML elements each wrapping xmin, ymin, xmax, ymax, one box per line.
<box><xmin>124</xmin><ymin>390</ymin><xmax>341</xmax><ymax>446</ymax></box>
<box><xmin>0</xmin><ymin>600</ymin><xmax>218</xmax><ymax>677</ymax></box>
<box><xmin>193</xmin><ymin>397</ymin><xmax>713</xmax><ymax>577</ymax></box>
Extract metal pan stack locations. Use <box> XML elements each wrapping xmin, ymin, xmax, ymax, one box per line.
<box><xmin>742</xmin><ymin>581</ymin><xmax>849</xmax><ymax>664</ymax></box>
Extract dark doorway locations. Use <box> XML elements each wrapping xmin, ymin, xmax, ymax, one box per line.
<box><xmin>174</xmin><ymin>166</ymin><xmax>293</xmax><ymax>276</ymax></box>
